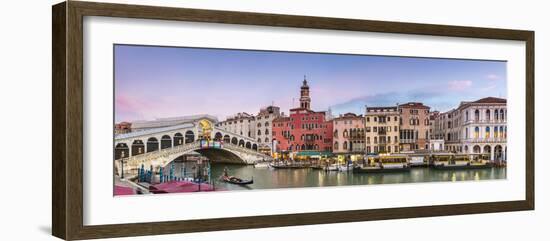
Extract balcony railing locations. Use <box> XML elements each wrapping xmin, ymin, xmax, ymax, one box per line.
<box><xmin>465</xmin><ymin>137</ymin><xmax>507</xmax><ymax>143</ymax></box>
<box><xmin>464</xmin><ymin>119</ymin><xmax>507</xmax><ymax>125</ymax></box>
<box><xmin>399</xmin><ymin>139</ymin><xmax>416</xmax><ymax>144</ymax></box>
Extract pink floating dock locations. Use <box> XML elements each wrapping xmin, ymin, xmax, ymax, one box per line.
<box><xmin>114</xmin><ymin>185</ymin><xmax>135</xmax><ymax>195</ymax></box>
<box><xmin>149</xmin><ymin>181</ymin><xmax>216</xmax><ymax>194</ymax></box>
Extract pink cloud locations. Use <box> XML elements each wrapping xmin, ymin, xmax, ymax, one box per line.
<box><xmin>448</xmin><ymin>80</ymin><xmax>472</xmax><ymax>91</ymax></box>
<box><xmin>486</xmin><ymin>74</ymin><xmax>500</xmax><ymax>80</ymax></box>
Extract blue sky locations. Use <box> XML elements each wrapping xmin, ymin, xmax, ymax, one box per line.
<box><xmin>115</xmin><ymin>44</ymin><xmax>506</xmax><ymax>122</ymax></box>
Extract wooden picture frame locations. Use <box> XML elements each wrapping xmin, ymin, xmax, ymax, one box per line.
<box><xmin>52</xmin><ymin>1</ymin><xmax>534</xmax><ymax>240</ymax></box>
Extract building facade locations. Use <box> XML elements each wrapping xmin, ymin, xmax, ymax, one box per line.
<box><xmin>216</xmin><ymin>106</ymin><xmax>282</xmax><ymax>154</ymax></box>
<box><xmin>332</xmin><ymin>113</ymin><xmax>365</xmax><ymax>160</ymax></box>
<box><xmin>216</xmin><ymin>112</ymin><xmax>255</xmax><ymax>138</ymax></box>
<box><xmin>398</xmin><ymin>102</ymin><xmax>431</xmax><ymax>151</ymax></box>
<box><xmin>365</xmin><ymin>106</ymin><xmax>400</xmax><ymax>154</ymax></box>
<box><xmin>253</xmin><ymin>106</ymin><xmax>281</xmax><ymax>153</ymax></box>
<box><xmin>272</xmin><ymin>77</ymin><xmax>333</xmax><ymax>158</ymax></box>
<box><xmin>432</xmin><ymin>97</ymin><xmax>507</xmax><ymax>161</ymax></box>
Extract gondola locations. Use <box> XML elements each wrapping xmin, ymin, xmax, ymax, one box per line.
<box><xmin>221</xmin><ymin>175</ymin><xmax>253</xmax><ymax>185</ymax></box>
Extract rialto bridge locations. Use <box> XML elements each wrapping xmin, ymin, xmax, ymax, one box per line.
<box><xmin>114</xmin><ymin>117</ymin><xmax>272</xmax><ymax>177</ymax></box>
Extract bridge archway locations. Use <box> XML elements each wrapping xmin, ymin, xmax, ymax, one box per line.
<box><xmin>174</xmin><ymin>133</ymin><xmax>183</xmax><ymax>146</ymax></box>
<box><xmin>115</xmin><ymin>143</ymin><xmax>129</xmax><ymax>159</ymax></box>
<box><xmin>131</xmin><ymin>140</ymin><xmax>144</xmax><ymax>156</ymax></box>
<box><xmin>252</xmin><ymin>144</ymin><xmax>258</xmax><ymax>150</ymax></box>
<box><xmin>147</xmin><ymin>137</ymin><xmax>159</xmax><ymax>152</ymax></box>
<box><xmin>231</xmin><ymin>137</ymin><xmax>238</xmax><ymax>145</ymax></box>
<box><xmin>161</xmin><ymin>135</ymin><xmax>172</xmax><ymax>149</ymax></box>
<box><xmin>238</xmin><ymin>139</ymin><xmax>245</xmax><ymax>147</ymax></box>
<box><xmin>223</xmin><ymin>135</ymin><xmax>230</xmax><ymax>143</ymax></box>
<box><xmin>185</xmin><ymin>130</ymin><xmax>195</xmax><ymax>143</ymax></box>
<box><xmin>214</xmin><ymin>132</ymin><xmax>223</xmax><ymax>141</ymax></box>
<box><xmin>193</xmin><ymin>148</ymin><xmax>247</xmax><ymax>164</ymax></box>
<box><xmin>245</xmin><ymin>142</ymin><xmax>251</xmax><ymax>149</ymax></box>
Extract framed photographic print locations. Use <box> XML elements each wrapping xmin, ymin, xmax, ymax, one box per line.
<box><xmin>52</xmin><ymin>1</ymin><xmax>534</xmax><ymax>240</ymax></box>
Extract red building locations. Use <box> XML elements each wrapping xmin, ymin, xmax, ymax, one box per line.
<box><xmin>272</xmin><ymin>77</ymin><xmax>333</xmax><ymax>158</ymax></box>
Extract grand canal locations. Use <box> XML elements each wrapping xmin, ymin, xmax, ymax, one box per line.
<box><xmin>171</xmin><ymin>162</ymin><xmax>506</xmax><ymax>192</ymax></box>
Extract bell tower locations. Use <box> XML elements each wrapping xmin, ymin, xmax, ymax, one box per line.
<box><xmin>300</xmin><ymin>75</ymin><xmax>311</xmax><ymax>110</ymax></box>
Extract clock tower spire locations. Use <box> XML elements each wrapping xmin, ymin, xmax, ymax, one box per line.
<box><xmin>299</xmin><ymin>75</ymin><xmax>311</xmax><ymax>110</ymax></box>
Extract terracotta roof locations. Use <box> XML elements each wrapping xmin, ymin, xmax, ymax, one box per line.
<box><xmin>471</xmin><ymin>97</ymin><xmax>507</xmax><ymax>104</ymax></box>
<box><xmin>398</xmin><ymin>102</ymin><xmax>430</xmax><ymax>109</ymax></box>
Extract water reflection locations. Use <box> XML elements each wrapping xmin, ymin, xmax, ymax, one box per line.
<box><xmin>170</xmin><ymin>162</ymin><xmax>506</xmax><ymax>191</ymax></box>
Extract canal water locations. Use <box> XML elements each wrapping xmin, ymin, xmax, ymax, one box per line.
<box><xmin>171</xmin><ymin>162</ymin><xmax>506</xmax><ymax>192</ymax></box>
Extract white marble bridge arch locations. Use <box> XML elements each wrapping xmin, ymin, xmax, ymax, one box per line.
<box><xmin>114</xmin><ymin>119</ymin><xmax>270</xmax><ymax>177</ymax></box>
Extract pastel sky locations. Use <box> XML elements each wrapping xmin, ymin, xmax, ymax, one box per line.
<box><xmin>114</xmin><ymin>44</ymin><xmax>507</xmax><ymax>123</ymax></box>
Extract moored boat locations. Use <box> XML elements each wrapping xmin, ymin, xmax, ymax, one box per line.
<box><xmin>269</xmin><ymin>163</ymin><xmax>310</xmax><ymax>169</ymax></box>
<box><xmin>430</xmin><ymin>153</ymin><xmax>493</xmax><ymax>170</ymax></box>
<box><xmin>354</xmin><ymin>154</ymin><xmax>410</xmax><ymax>173</ymax></box>
<box><xmin>353</xmin><ymin>165</ymin><xmax>411</xmax><ymax>173</ymax></box>
<box><xmin>338</xmin><ymin>164</ymin><xmax>354</xmax><ymax>172</ymax></box>
<box><xmin>324</xmin><ymin>163</ymin><xmax>340</xmax><ymax>171</ymax></box>
<box><xmin>254</xmin><ymin>162</ymin><xmax>271</xmax><ymax>168</ymax></box>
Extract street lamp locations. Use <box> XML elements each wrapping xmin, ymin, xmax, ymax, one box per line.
<box><xmin>120</xmin><ymin>151</ymin><xmax>126</xmax><ymax>179</ymax></box>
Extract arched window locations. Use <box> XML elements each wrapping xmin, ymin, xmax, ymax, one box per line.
<box><xmin>257</xmin><ymin>138</ymin><xmax>261</xmax><ymax>143</ymax></box>
<box><xmin>131</xmin><ymin>140</ymin><xmax>145</xmax><ymax>156</ymax></box>
<box><xmin>494</xmin><ymin>126</ymin><xmax>499</xmax><ymax>138</ymax></box>
<box><xmin>333</xmin><ymin>142</ymin><xmax>339</xmax><ymax>150</ymax></box>
<box><xmin>185</xmin><ymin>130</ymin><xmax>195</xmax><ymax>143</ymax></box>
<box><xmin>174</xmin><ymin>133</ymin><xmax>184</xmax><ymax>146</ymax></box>
<box><xmin>500</xmin><ymin>109</ymin><xmax>505</xmax><ymax>121</ymax></box>
<box><xmin>475</xmin><ymin>109</ymin><xmax>480</xmax><ymax>121</ymax></box>
<box><xmin>485</xmin><ymin>109</ymin><xmax>491</xmax><ymax>121</ymax></box>
<box><xmin>115</xmin><ymin>143</ymin><xmax>129</xmax><ymax>160</ymax></box>
<box><xmin>257</xmin><ymin>123</ymin><xmax>261</xmax><ymax>127</ymax></box>
<box><xmin>161</xmin><ymin>135</ymin><xmax>172</xmax><ymax>149</ymax></box>
<box><xmin>265</xmin><ymin>122</ymin><xmax>269</xmax><ymax>127</ymax></box>
<box><xmin>465</xmin><ymin>111</ymin><xmax>469</xmax><ymax>121</ymax></box>
<box><xmin>473</xmin><ymin>145</ymin><xmax>481</xmax><ymax>153</ymax></box>
<box><xmin>301</xmin><ymin>144</ymin><xmax>306</xmax><ymax>150</ymax></box>
<box><xmin>500</xmin><ymin>126</ymin><xmax>504</xmax><ymax>138</ymax></box>
<box><xmin>343</xmin><ymin>129</ymin><xmax>348</xmax><ymax>138</ymax></box>
<box><xmin>465</xmin><ymin>128</ymin><xmax>469</xmax><ymax>139</ymax></box>
<box><xmin>485</xmin><ymin>126</ymin><xmax>490</xmax><ymax>139</ymax></box>
<box><xmin>264</xmin><ymin>137</ymin><xmax>269</xmax><ymax>143</ymax></box>
<box><xmin>494</xmin><ymin>109</ymin><xmax>499</xmax><ymax>120</ymax></box>
<box><xmin>333</xmin><ymin>130</ymin><xmax>338</xmax><ymax>138</ymax></box>
<box><xmin>343</xmin><ymin>141</ymin><xmax>348</xmax><ymax>150</ymax></box>
<box><xmin>257</xmin><ymin>129</ymin><xmax>261</xmax><ymax>135</ymax></box>
<box><xmin>474</xmin><ymin>127</ymin><xmax>480</xmax><ymax>138</ymax></box>
<box><xmin>146</xmin><ymin>137</ymin><xmax>159</xmax><ymax>152</ymax></box>
<box><xmin>265</xmin><ymin>129</ymin><xmax>269</xmax><ymax>135</ymax></box>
